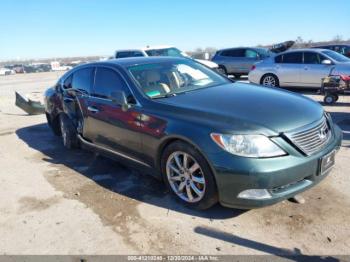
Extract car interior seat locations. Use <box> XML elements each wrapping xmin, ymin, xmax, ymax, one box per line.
<box><xmin>143</xmin><ymin>70</ymin><xmax>171</xmax><ymax>96</ymax></box>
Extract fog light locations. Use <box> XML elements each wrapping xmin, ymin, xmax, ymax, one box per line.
<box><xmin>237</xmin><ymin>189</ymin><xmax>272</xmax><ymax>200</ymax></box>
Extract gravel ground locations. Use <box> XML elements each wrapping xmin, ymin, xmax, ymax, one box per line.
<box><xmin>0</xmin><ymin>72</ymin><xmax>349</xmax><ymax>256</ymax></box>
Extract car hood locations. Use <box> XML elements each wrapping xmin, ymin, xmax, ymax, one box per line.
<box><xmin>333</xmin><ymin>63</ymin><xmax>350</xmax><ymax>75</ymax></box>
<box><xmin>195</xmin><ymin>59</ymin><xmax>218</xmax><ymax>68</ymax></box>
<box><xmin>157</xmin><ymin>83</ymin><xmax>324</xmax><ymax>134</ymax></box>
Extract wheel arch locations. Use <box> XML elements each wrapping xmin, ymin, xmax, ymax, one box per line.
<box><xmin>46</xmin><ymin>111</ymin><xmax>61</xmax><ymax>136</ymax></box>
<box><xmin>156</xmin><ymin>135</ymin><xmax>218</xmax><ymax>184</ymax></box>
<box><xmin>260</xmin><ymin>73</ymin><xmax>279</xmax><ymax>85</ymax></box>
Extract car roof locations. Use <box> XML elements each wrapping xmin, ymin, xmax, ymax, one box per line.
<box><xmin>80</xmin><ymin>56</ymin><xmax>190</xmax><ymax>69</ymax></box>
<box><xmin>313</xmin><ymin>44</ymin><xmax>350</xmax><ymax>48</ymax></box>
<box><xmin>217</xmin><ymin>47</ymin><xmax>268</xmax><ymax>52</ymax></box>
<box><xmin>115</xmin><ymin>49</ymin><xmax>143</xmax><ymax>52</ymax></box>
<box><xmin>142</xmin><ymin>45</ymin><xmax>174</xmax><ymax>50</ymax></box>
<box><xmin>277</xmin><ymin>48</ymin><xmax>330</xmax><ymax>55</ymax></box>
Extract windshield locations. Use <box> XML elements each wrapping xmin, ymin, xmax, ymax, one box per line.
<box><xmin>322</xmin><ymin>50</ymin><xmax>350</xmax><ymax>63</ymax></box>
<box><xmin>128</xmin><ymin>60</ymin><xmax>230</xmax><ymax>99</ymax></box>
<box><xmin>145</xmin><ymin>47</ymin><xmax>185</xmax><ymax>58</ymax></box>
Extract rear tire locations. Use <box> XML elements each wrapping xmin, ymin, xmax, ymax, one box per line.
<box><xmin>233</xmin><ymin>74</ymin><xmax>242</xmax><ymax>79</ymax></box>
<box><xmin>161</xmin><ymin>141</ymin><xmax>218</xmax><ymax>210</ymax></box>
<box><xmin>261</xmin><ymin>74</ymin><xmax>279</xmax><ymax>87</ymax></box>
<box><xmin>46</xmin><ymin>113</ymin><xmax>61</xmax><ymax>136</ymax></box>
<box><xmin>59</xmin><ymin>114</ymin><xmax>79</xmax><ymax>149</ymax></box>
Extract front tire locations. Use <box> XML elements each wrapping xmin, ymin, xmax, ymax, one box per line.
<box><xmin>233</xmin><ymin>74</ymin><xmax>242</xmax><ymax>79</ymax></box>
<box><xmin>217</xmin><ymin>65</ymin><xmax>227</xmax><ymax>76</ymax></box>
<box><xmin>161</xmin><ymin>141</ymin><xmax>218</xmax><ymax>210</ymax></box>
<box><xmin>261</xmin><ymin>74</ymin><xmax>279</xmax><ymax>87</ymax></box>
<box><xmin>59</xmin><ymin>114</ymin><xmax>79</xmax><ymax>149</ymax></box>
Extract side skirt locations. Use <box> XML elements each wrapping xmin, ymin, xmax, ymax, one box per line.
<box><xmin>77</xmin><ymin>135</ymin><xmax>161</xmax><ymax>179</ymax></box>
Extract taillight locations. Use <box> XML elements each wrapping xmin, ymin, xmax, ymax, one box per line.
<box><xmin>251</xmin><ymin>65</ymin><xmax>256</xmax><ymax>71</ymax></box>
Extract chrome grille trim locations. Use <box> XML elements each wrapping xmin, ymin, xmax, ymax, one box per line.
<box><xmin>285</xmin><ymin>117</ymin><xmax>332</xmax><ymax>156</ymax></box>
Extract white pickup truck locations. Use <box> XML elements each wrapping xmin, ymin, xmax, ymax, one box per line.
<box><xmin>114</xmin><ymin>45</ymin><xmax>222</xmax><ymax>73</ymax></box>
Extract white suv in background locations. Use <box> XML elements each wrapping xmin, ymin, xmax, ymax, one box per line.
<box><xmin>114</xmin><ymin>46</ymin><xmax>221</xmax><ymax>72</ymax></box>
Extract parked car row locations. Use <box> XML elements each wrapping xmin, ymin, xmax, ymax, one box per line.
<box><xmin>4</xmin><ymin>63</ymin><xmax>52</xmax><ymax>74</ymax></box>
<box><xmin>209</xmin><ymin>42</ymin><xmax>350</xmax><ymax>88</ymax></box>
<box><xmin>1</xmin><ymin>61</ymin><xmax>83</xmax><ymax>75</ymax></box>
<box><xmin>0</xmin><ymin>67</ymin><xmax>16</xmax><ymax>76</ymax></box>
<box><xmin>211</xmin><ymin>41</ymin><xmax>295</xmax><ymax>78</ymax></box>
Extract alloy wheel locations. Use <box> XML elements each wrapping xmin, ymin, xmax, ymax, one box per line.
<box><xmin>262</xmin><ymin>75</ymin><xmax>276</xmax><ymax>87</ymax></box>
<box><xmin>166</xmin><ymin>151</ymin><xmax>206</xmax><ymax>203</ymax></box>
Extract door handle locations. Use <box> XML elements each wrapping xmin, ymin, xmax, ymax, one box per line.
<box><xmin>87</xmin><ymin>106</ymin><xmax>99</xmax><ymax>113</ymax></box>
<box><xmin>304</xmin><ymin>67</ymin><xmax>309</xmax><ymax>70</ymax></box>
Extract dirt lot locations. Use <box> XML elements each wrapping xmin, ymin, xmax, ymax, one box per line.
<box><xmin>0</xmin><ymin>72</ymin><xmax>349</xmax><ymax>256</ymax></box>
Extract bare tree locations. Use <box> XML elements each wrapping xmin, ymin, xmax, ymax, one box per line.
<box><xmin>333</xmin><ymin>35</ymin><xmax>343</xmax><ymax>43</ymax></box>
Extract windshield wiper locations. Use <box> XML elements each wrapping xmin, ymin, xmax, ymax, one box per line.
<box><xmin>152</xmin><ymin>93</ymin><xmax>177</xmax><ymax>99</ymax></box>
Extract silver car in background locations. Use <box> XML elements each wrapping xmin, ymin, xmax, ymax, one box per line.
<box><xmin>211</xmin><ymin>47</ymin><xmax>272</xmax><ymax>78</ymax></box>
<box><xmin>249</xmin><ymin>49</ymin><xmax>350</xmax><ymax>88</ymax></box>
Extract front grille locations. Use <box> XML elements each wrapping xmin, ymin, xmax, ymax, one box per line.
<box><xmin>286</xmin><ymin>117</ymin><xmax>332</xmax><ymax>156</ymax></box>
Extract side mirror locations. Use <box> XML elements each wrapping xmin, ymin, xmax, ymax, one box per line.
<box><xmin>321</xmin><ymin>59</ymin><xmax>332</xmax><ymax>65</ymax></box>
<box><xmin>110</xmin><ymin>90</ymin><xmax>131</xmax><ymax>111</ymax></box>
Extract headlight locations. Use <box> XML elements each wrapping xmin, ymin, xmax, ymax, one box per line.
<box><xmin>211</xmin><ymin>133</ymin><xmax>286</xmax><ymax>158</ymax></box>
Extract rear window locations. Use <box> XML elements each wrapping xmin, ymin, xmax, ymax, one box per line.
<box><xmin>245</xmin><ymin>49</ymin><xmax>258</xmax><ymax>58</ymax></box>
<box><xmin>256</xmin><ymin>48</ymin><xmax>271</xmax><ymax>58</ymax></box>
<box><xmin>116</xmin><ymin>51</ymin><xmax>144</xmax><ymax>58</ymax></box>
<box><xmin>220</xmin><ymin>49</ymin><xmax>245</xmax><ymax>57</ymax></box>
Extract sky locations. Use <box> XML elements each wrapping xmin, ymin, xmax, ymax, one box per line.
<box><xmin>1</xmin><ymin>0</ymin><xmax>349</xmax><ymax>61</ymax></box>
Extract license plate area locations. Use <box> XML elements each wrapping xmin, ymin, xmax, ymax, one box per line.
<box><xmin>319</xmin><ymin>150</ymin><xmax>336</xmax><ymax>176</ymax></box>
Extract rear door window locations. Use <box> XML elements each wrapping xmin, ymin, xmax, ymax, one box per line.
<box><xmin>116</xmin><ymin>51</ymin><xmax>144</xmax><ymax>58</ymax></box>
<box><xmin>282</xmin><ymin>52</ymin><xmax>302</xmax><ymax>64</ymax></box>
<box><xmin>275</xmin><ymin>55</ymin><xmax>283</xmax><ymax>63</ymax></box>
<box><xmin>92</xmin><ymin>67</ymin><xmax>129</xmax><ymax>99</ymax></box>
<box><xmin>71</xmin><ymin>67</ymin><xmax>94</xmax><ymax>94</ymax></box>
